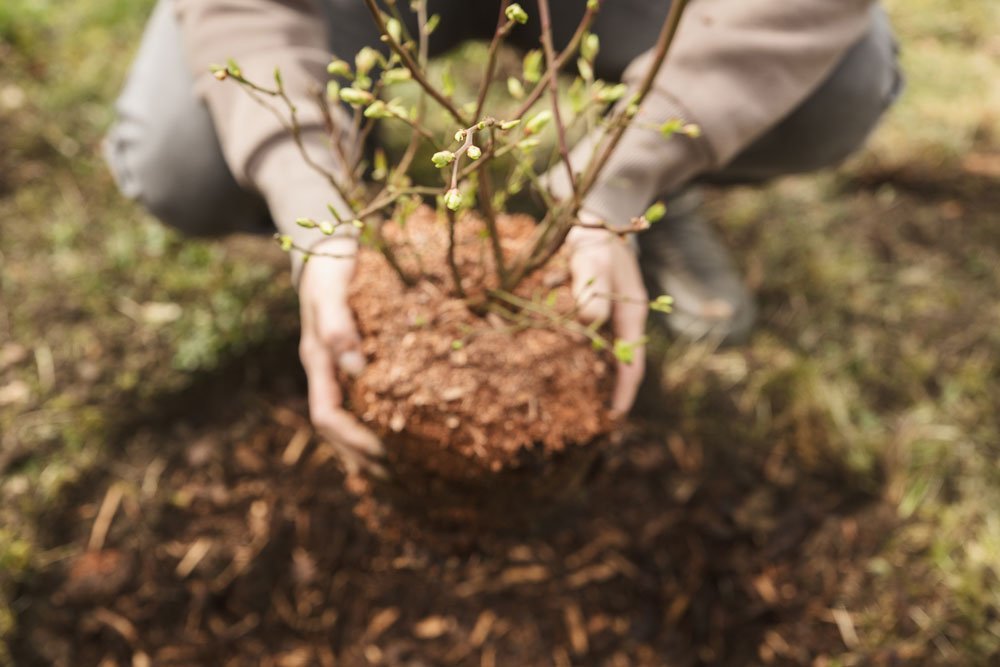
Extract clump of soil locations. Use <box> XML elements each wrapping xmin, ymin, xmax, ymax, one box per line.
<box><xmin>346</xmin><ymin>208</ymin><xmax>613</xmax><ymax>524</ymax></box>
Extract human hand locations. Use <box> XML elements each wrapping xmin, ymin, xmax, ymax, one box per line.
<box><xmin>566</xmin><ymin>225</ymin><xmax>648</xmax><ymax>418</ymax></box>
<box><xmin>297</xmin><ymin>237</ymin><xmax>385</xmax><ymax>476</ymax></box>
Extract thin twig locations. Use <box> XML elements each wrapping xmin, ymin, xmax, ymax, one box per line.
<box><xmin>474</xmin><ymin>3</ymin><xmax>515</xmax><ymax>121</ymax></box>
<box><xmin>361</xmin><ymin>0</ymin><xmax>469</xmax><ymax>125</ymax></box>
<box><xmin>537</xmin><ymin>0</ymin><xmax>577</xmax><ymax>194</ymax></box>
<box><xmin>446</xmin><ymin>209</ymin><xmax>466</xmax><ymax>298</ymax></box>
<box><xmin>576</xmin><ymin>0</ymin><xmax>690</xmax><ymax>198</ymax></box>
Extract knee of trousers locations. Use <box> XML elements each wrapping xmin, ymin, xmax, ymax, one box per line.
<box><xmin>102</xmin><ymin>103</ymin><xmax>270</xmax><ymax>238</ymax></box>
<box><xmin>726</xmin><ymin>8</ymin><xmax>904</xmax><ymax>178</ymax></box>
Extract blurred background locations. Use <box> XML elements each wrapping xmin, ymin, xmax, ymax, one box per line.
<box><xmin>1</xmin><ymin>0</ymin><xmax>999</xmax><ymax>664</ymax></box>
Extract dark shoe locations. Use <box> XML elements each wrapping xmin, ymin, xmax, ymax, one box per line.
<box><xmin>638</xmin><ymin>188</ymin><xmax>755</xmax><ymax>345</ymax></box>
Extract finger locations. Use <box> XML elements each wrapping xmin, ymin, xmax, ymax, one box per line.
<box><xmin>301</xmin><ymin>340</ymin><xmax>384</xmax><ymax>461</ymax></box>
<box><xmin>609</xmin><ymin>251</ymin><xmax>649</xmax><ymax>417</ymax></box>
<box><xmin>570</xmin><ymin>246</ymin><xmax>613</xmax><ymax>324</ymax></box>
<box><xmin>337</xmin><ymin>349</ymin><xmax>366</xmax><ymax>377</ymax></box>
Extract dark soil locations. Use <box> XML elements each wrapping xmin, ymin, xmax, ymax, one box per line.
<box><xmin>10</xmin><ymin>344</ymin><xmax>908</xmax><ymax>666</ymax></box>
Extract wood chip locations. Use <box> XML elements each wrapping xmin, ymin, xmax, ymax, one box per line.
<box><xmin>830</xmin><ymin>605</ymin><xmax>859</xmax><ymax>649</ymax></box>
<box><xmin>469</xmin><ymin>611</ymin><xmax>496</xmax><ymax>647</ymax></box>
<box><xmin>282</xmin><ymin>428</ymin><xmax>312</xmax><ymax>466</ymax></box>
<box><xmin>365</xmin><ymin>607</ymin><xmax>400</xmax><ymax>640</ymax></box>
<box><xmin>413</xmin><ymin>615</ymin><xmax>453</xmax><ymax>639</ymax></box>
<box><xmin>92</xmin><ymin>607</ymin><xmax>138</xmax><ymax>644</ymax></box>
<box><xmin>498</xmin><ymin>564</ymin><xmax>549</xmax><ymax>586</ymax></box>
<box><xmin>175</xmin><ymin>538</ymin><xmax>212</xmax><ymax>578</ymax></box>
<box><xmin>88</xmin><ymin>484</ymin><xmax>124</xmax><ymax>552</ymax></box>
<box><xmin>563</xmin><ymin>604</ymin><xmax>588</xmax><ymax>656</ymax></box>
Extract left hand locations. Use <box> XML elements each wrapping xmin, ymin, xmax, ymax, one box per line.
<box><xmin>566</xmin><ymin>225</ymin><xmax>649</xmax><ymax>417</ymax></box>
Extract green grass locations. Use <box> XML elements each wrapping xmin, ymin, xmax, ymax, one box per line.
<box><xmin>2</xmin><ymin>0</ymin><xmax>1000</xmax><ymax>662</ymax></box>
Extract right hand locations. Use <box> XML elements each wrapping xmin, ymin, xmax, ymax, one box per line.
<box><xmin>297</xmin><ymin>237</ymin><xmax>385</xmax><ymax>476</ymax></box>
<box><xmin>566</xmin><ymin>225</ymin><xmax>649</xmax><ymax>419</ymax></box>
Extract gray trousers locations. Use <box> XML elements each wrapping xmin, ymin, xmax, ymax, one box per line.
<box><xmin>104</xmin><ymin>0</ymin><xmax>902</xmax><ymax>237</ymax></box>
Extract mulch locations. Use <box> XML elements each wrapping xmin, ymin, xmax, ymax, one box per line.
<box><xmin>11</xmin><ymin>372</ymin><xmax>905</xmax><ymax>666</ymax></box>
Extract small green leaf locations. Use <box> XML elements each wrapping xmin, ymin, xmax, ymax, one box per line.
<box><xmin>659</xmin><ymin>118</ymin><xmax>684</xmax><ymax>138</ymax></box>
<box><xmin>441</xmin><ymin>62</ymin><xmax>455</xmax><ymax>97</ymax></box>
<box><xmin>644</xmin><ymin>201</ymin><xmax>667</xmax><ymax>223</ymax></box>
<box><xmin>319</xmin><ymin>221</ymin><xmax>336</xmax><ymax>235</ymax></box>
<box><xmin>499</xmin><ymin>119</ymin><xmax>521</xmax><ymax>131</ymax></box>
<box><xmin>339</xmin><ymin>87</ymin><xmax>374</xmax><ymax>107</ymax></box>
<box><xmin>431</xmin><ymin>150</ymin><xmax>456</xmax><ymax>168</ymax></box>
<box><xmin>613</xmin><ymin>339</ymin><xmax>635</xmax><ymax>364</ymax></box>
<box><xmin>451</xmin><ymin>339</ymin><xmax>464</xmax><ymax>350</ymax></box>
<box><xmin>522</xmin><ymin>50</ymin><xmax>543</xmax><ymax>83</ymax></box>
<box><xmin>650</xmin><ymin>295</ymin><xmax>674</xmax><ymax>313</ymax></box>
<box><xmin>363</xmin><ymin>100</ymin><xmax>392</xmax><ymax>118</ymax></box>
<box><xmin>505</xmin><ymin>3</ymin><xmax>529</xmax><ymax>24</ymax></box>
<box><xmin>443</xmin><ymin>188</ymin><xmax>462</xmax><ymax>211</ymax></box>
<box><xmin>524</xmin><ymin>109</ymin><xmax>552</xmax><ymax>135</ymax></box>
<box><xmin>355</xmin><ymin>47</ymin><xmax>380</xmax><ymax>75</ymax></box>
<box><xmin>326</xmin><ymin>58</ymin><xmax>351</xmax><ymax>77</ymax></box>
<box><xmin>596</xmin><ymin>82</ymin><xmax>628</xmax><ymax>103</ymax></box>
<box><xmin>382</xmin><ymin>68</ymin><xmax>411</xmax><ymax>85</ymax></box>
<box><xmin>466</xmin><ymin>145</ymin><xmax>482</xmax><ymax>160</ymax></box>
<box><xmin>507</xmin><ymin>77</ymin><xmax>525</xmax><ymax>100</ymax></box>
<box><xmin>581</xmin><ymin>33</ymin><xmax>599</xmax><ymax>62</ymax></box>
<box><xmin>385</xmin><ymin>18</ymin><xmax>402</xmax><ymax>43</ymax></box>
<box><xmin>425</xmin><ymin>13</ymin><xmax>441</xmax><ymax>34</ymax></box>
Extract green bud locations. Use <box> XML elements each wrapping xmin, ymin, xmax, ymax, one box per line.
<box><xmin>326</xmin><ymin>80</ymin><xmax>341</xmax><ymax>102</ymax></box>
<box><xmin>326</xmin><ymin>58</ymin><xmax>351</xmax><ymax>77</ymax></box>
<box><xmin>576</xmin><ymin>58</ymin><xmax>593</xmax><ymax>82</ymax></box>
<box><xmin>441</xmin><ymin>63</ymin><xmax>455</xmax><ymax>97</ymax></box>
<box><xmin>644</xmin><ymin>201</ymin><xmax>666</xmax><ymax>223</ymax></box>
<box><xmin>352</xmin><ymin>219</ymin><xmax>365</xmax><ymax>229</ymax></box>
<box><xmin>522</xmin><ymin>50</ymin><xmax>543</xmax><ymax>83</ymax></box>
<box><xmin>499</xmin><ymin>119</ymin><xmax>521</xmax><ymax>131</ymax></box>
<box><xmin>355</xmin><ymin>47</ymin><xmax>380</xmax><ymax>75</ymax></box>
<box><xmin>455</xmin><ymin>129</ymin><xmax>468</xmax><ymax>142</ymax></box>
<box><xmin>524</xmin><ymin>109</ymin><xmax>552</xmax><ymax>135</ymax></box>
<box><xmin>683</xmin><ymin>123</ymin><xmax>702</xmax><ymax>138</ymax></box>
<box><xmin>650</xmin><ymin>295</ymin><xmax>674</xmax><ymax>313</ymax></box>
<box><xmin>659</xmin><ymin>118</ymin><xmax>684</xmax><ymax>138</ymax></box>
<box><xmin>443</xmin><ymin>188</ymin><xmax>462</xmax><ymax>211</ymax></box>
<box><xmin>450</xmin><ymin>339</ymin><xmax>464</xmax><ymax>351</ymax></box>
<box><xmin>277</xmin><ymin>234</ymin><xmax>293</xmax><ymax>252</ymax></box>
<box><xmin>295</xmin><ymin>217</ymin><xmax>317</xmax><ymax>228</ymax></box>
<box><xmin>507</xmin><ymin>77</ymin><xmax>525</xmax><ymax>100</ymax></box>
<box><xmin>431</xmin><ymin>150</ymin><xmax>456</xmax><ymax>168</ymax></box>
<box><xmin>596</xmin><ymin>82</ymin><xmax>628</xmax><ymax>103</ymax></box>
<box><xmin>466</xmin><ymin>145</ymin><xmax>482</xmax><ymax>160</ymax></box>
<box><xmin>581</xmin><ymin>33</ymin><xmax>599</xmax><ymax>62</ymax></box>
<box><xmin>516</xmin><ymin>137</ymin><xmax>540</xmax><ymax>151</ymax></box>
<box><xmin>587</xmin><ymin>0</ymin><xmax>599</xmax><ymax>9</ymax></box>
<box><xmin>425</xmin><ymin>13</ymin><xmax>441</xmax><ymax>34</ymax></box>
<box><xmin>613</xmin><ymin>339</ymin><xmax>636</xmax><ymax>364</ymax></box>
<box><xmin>363</xmin><ymin>100</ymin><xmax>392</xmax><ymax>118</ymax></box>
<box><xmin>340</xmin><ymin>87</ymin><xmax>374</xmax><ymax>106</ymax></box>
<box><xmin>372</xmin><ymin>148</ymin><xmax>388</xmax><ymax>181</ymax></box>
<box><xmin>319</xmin><ymin>221</ymin><xmax>336</xmax><ymax>235</ymax></box>
<box><xmin>382</xmin><ymin>68</ymin><xmax>412</xmax><ymax>85</ymax></box>
<box><xmin>386</xmin><ymin>18</ymin><xmax>402</xmax><ymax>43</ymax></box>
<box><xmin>505</xmin><ymin>3</ymin><xmax>529</xmax><ymax>24</ymax></box>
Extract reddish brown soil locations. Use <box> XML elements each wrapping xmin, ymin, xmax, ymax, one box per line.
<box><xmin>346</xmin><ymin>208</ymin><xmax>613</xmax><ymax>526</ymax></box>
